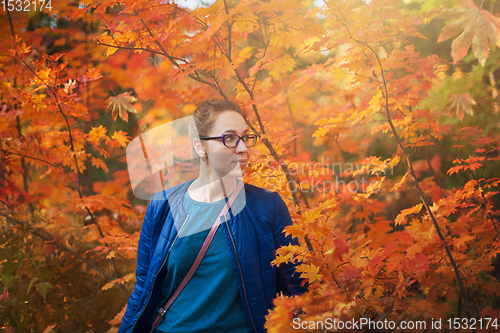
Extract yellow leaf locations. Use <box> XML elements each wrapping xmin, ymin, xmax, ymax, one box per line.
<box><xmin>389</xmin><ymin>155</ymin><xmax>400</xmax><ymax>168</ymax></box>
<box><xmin>105</xmin><ymin>47</ymin><xmax>118</xmax><ymax>57</ymax></box>
<box><xmin>303</xmin><ymin>207</ymin><xmax>322</xmax><ymax>224</ymax></box>
<box><xmin>395</xmin><ymin>203</ymin><xmax>423</xmax><ymax>226</ymax></box>
<box><xmin>88</xmin><ymin>125</ymin><xmax>108</xmax><ymax>142</ymax></box>
<box><xmin>237</xmin><ymin>46</ymin><xmax>253</xmax><ymax>62</ymax></box>
<box><xmin>367</xmin><ymin>176</ymin><xmax>385</xmax><ymax>193</ymax></box>
<box><xmin>411</xmin><ymin>203</ymin><xmax>423</xmax><ymax>214</ymax></box>
<box><xmin>312</xmin><ymin>126</ymin><xmax>329</xmax><ymax>138</ymax></box>
<box><xmin>369</xmin><ymin>89</ymin><xmax>383</xmax><ymax>113</ymax></box>
<box><xmin>106</xmin><ymin>251</ymin><xmax>116</xmax><ymax>259</ymax></box>
<box><xmin>391</xmin><ymin>172</ymin><xmax>409</xmax><ymax>192</ymax></box>
<box><xmin>270</xmin><ymin>54</ymin><xmax>295</xmax><ymax>76</ymax></box>
<box><xmin>111</xmin><ymin>130</ymin><xmax>129</xmax><ymax>148</ymax></box>
<box><xmin>296</xmin><ymin>264</ymin><xmax>322</xmax><ymax>283</ymax></box>
<box><xmin>102</xmin><ymin>281</ymin><xmax>115</xmax><ymax>291</ymax></box>
<box><xmin>106</xmin><ymin>92</ymin><xmax>138</xmax><ymax>122</ymax></box>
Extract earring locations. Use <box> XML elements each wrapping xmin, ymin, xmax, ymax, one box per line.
<box><xmin>202</xmin><ymin>156</ymin><xmax>206</xmax><ymax>162</ymax></box>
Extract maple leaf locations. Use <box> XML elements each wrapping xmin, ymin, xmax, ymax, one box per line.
<box><xmin>105</xmin><ymin>92</ymin><xmax>139</xmax><ymax>122</ymax></box>
<box><xmin>78</xmin><ymin>67</ymin><xmax>102</xmax><ymax>83</ymax></box>
<box><xmin>42</xmin><ymin>324</ymin><xmax>57</xmax><ymax>333</ymax></box>
<box><xmin>391</xmin><ymin>171</ymin><xmax>409</xmax><ymax>192</ymax></box>
<box><xmin>395</xmin><ymin>203</ymin><xmax>423</xmax><ymax>226</ymax></box>
<box><xmin>338</xmin><ymin>264</ymin><xmax>360</xmax><ymax>281</ymax></box>
<box><xmin>101</xmin><ymin>273</ymin><xmax>135</xmax><ymax>291</ymax></box>
<box><xmin>296</xmin><ymin>264</ymin><xmax>323</xmax><ymax>284</ymax></box>
<box><xmin>111</xmin><ymin>130</ymin><xmax>130</xmax><ymax>148</ymax></box>
<box><xmin>109</xmin><ymin>305</ymin><xmax>127</xmax><ymax>326</ymax></box>
<box><xmin>64</xmin><ymin>79</ymin><xmax>77</xmax><ymax>94</ymax></box>
<box><xmin>88</xmin><ymin>125</ymin><xmax>108</xmax><ymax>142</ymax></box>
<box><xmin>270</xmin><ymin>54</ymin><xmax>296</xmax><ymax>76</ymax></box>
<box><xmin>303</xmin><ymin>207</ymin><xmax>322</xmax><ymax>224</ymax></box>
<box><xmin>91</xmin><ymin>156</ymin><xmax>109</xmax><ymax>173</ymax></box>
<box><xmin>446</xmin><ymin>93</ymin><xmax>476</xmax><ymax>121</ymax></box>
<box><xmin>438</xmin><ymin>0</ymin><xmax>500</xmax><ymax>65</ymax></box>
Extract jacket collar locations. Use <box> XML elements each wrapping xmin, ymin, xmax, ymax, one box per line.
<box><xmin>164</xmin><ymin>178</ymin><xmax>245</xmax><ymax>228</ymax></box>
<box><xmin>161</xmin><ymin>178</ymin><xmax>196</xmax><ymax>230</ymax></box>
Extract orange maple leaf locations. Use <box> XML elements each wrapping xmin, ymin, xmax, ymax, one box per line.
<box><xmin>111</xmin><ymin>130</ymin><xmax>130</xmax><ymax>148</ymax></box>
<box><xmin>438</xmin><ymin>0</ymin><xmax>500</xmax><ymax>65</ymax></box>
<box><xmin>105</xmin><ymin>92</ymin><xmax>138</xmax><ymax>122</ymax></box>
<box><xmin>91</xmin><ymin>156</ymin><xmax>109</xmax><ymax>173</ymax></box>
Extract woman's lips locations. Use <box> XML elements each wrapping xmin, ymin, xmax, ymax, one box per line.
<box><xmin>233</xmin><ymin>159</ymin><xmax>247</xmax><ymax>165</ymax></box>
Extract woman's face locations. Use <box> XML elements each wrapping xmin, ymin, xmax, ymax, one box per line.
<box><xmin>201</xmin><ymin>110</ymin><xmax>251</xmax><ymax>179</ymax></box>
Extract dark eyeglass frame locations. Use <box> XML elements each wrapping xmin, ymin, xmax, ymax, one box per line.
<box><xmin>199</xmin><ymin>134</ymin><xmax>258</xmax><ymax>148</ymax></box>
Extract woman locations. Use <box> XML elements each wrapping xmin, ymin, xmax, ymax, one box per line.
<box><xmin>118</xmin><ymin>99</ymin><xmax>307</xmax><ymax>333</ymax></box>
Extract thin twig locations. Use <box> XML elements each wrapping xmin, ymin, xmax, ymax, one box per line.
<box><xmin>133</xmin><ymin>9</ymin><xmax>228</xmax><ymax>99</ymax></box>
<box><xmin>424</xmin><ymin>130</ymin><xmax>500</xmax><ymax>238</ymax></box>
<box><xmin>96</xmin><ymin>40</ymin><xmax>189</xmax><ymax>62</ymax></box>
<box><xmin>1</xmin><ymin>213</ymin><xmax>129</xmax><ymax>295</ymax></box>
<box><xmin>2</xmin><ymin>150</ymin><xmax>78</xmax><ymax>189</ymax></box>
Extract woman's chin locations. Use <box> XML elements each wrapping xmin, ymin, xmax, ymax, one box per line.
<box><xmin>227</xmin><ymin>163</ymin><xmax>245</xmax><ymax>178</ymax></box>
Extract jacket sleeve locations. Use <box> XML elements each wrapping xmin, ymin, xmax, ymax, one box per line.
<box><xmin>118</xmin><ymin>203</ymin><xmax>155</xmax><ymax>333</ymax></box>
<box><xmin>271</xmin><ymin>192</ymin><xmax>308</xmax><ymax>297</ymax></box>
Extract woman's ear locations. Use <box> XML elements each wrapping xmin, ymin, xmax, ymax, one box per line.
<box><xmin>192</xmin><ymin>138</ymin><xmax>205</xmax><ymax>157</ymax></box>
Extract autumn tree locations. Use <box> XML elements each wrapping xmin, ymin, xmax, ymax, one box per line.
<box><xmin>1</xmin><ymin>3</ymin><xmax>145</xmax><ymax>332</ymax></box>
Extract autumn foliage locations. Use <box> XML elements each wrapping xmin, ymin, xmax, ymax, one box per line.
<box><xmin>1</xmin><ymin>0</ymin><xmax>500</xmax><ymax>332</ymax></box>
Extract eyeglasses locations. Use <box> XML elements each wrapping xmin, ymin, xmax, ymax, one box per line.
<box><xmin>199</xmin><ymin>134</ymin><xmax>258</xmax><ymax>148</ymax></box>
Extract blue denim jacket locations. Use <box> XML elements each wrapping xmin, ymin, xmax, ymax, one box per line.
<box><xmin>118</xmin><ymin>179</ymin><xmax>307</xmax><ymax>333</ymax></box>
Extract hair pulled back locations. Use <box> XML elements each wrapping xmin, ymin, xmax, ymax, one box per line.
<box><xmin>189</xmin><ymin>99</ymin><xmax>248</xmax><ymax>159</ymax></box>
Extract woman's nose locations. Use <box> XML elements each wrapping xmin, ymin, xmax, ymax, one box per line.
<box><xmin>235</xmin><ymin>139</ymin><xmax>248</xmax><ymax>152</ymax></box>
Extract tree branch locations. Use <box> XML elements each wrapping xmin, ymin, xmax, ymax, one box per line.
<box><xmin>96</xmin><ymin>40</ymin><xmax>188</xmax><ymax>62</ymax></box>
<box><xmin>422</xmin><ymin>145</ymin><xmax>444</xmax><ymax>189</ymax></box>
<box><xmin>279</xmin><ymin>74</ymin><xmax>297</xmax><ymax>156</ymax></box>
<box><xmin>0</xmin><ymin>213</ymin><xmax>129</xmax><ymax>295</ymax></box>
<box><xmin>423</xmin><ymin>130</ymin><xmax>500</xmax><ymax>239</ymax></box>
<box><xmin>133</xmin><ymin>9</ymin><xmax>228</xmax><ymax>100</ymax></box>
<box><xmin>341</xmin><ymin>18</ymin><xmax>472</xmax><ymax>319</ymax></box>
<box><xmin>2</xmin><ymin>150</ymin><xmax>78</xmax><ymax>189</ymax></box>
<box><xmin>13</xmin><ymin>46</ymin><xmax>124</xmax><ymax>281</ymax></box>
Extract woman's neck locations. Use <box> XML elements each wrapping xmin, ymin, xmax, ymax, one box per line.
<box><xmin>187</xmin><ymin>176</ymin><xmax>238</xmax><ymax>203</ymax></box>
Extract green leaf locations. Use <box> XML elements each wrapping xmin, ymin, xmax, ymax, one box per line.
<box><xmin>1</xmin><ymin>274</ymin><xmax>15</xmax><ymax>289</ymax></box>
<box><xmin>27</xmin><ymin>277</ymin><xmax>40</xmax><ymax>294</ymax></box>
<box><xmin>1</xmin><ymin>262</ymin><xmax>18</xmax><ymax>276</ymax></box>
<box><xmin>38</xmin><ymin>281</ymin><xmax>52</xmax><ymax>299</ymax></box>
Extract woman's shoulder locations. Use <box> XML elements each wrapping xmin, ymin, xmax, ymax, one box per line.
<box><xmin>243</xmin><ymin>182</ymin><xmax>274</xmax><ymax>200</ymax></box>
<box><xmin>145</xmin><ymin>179</ymin><xmax>194</xmax><ymax>217</ymax></box>
<box><xmin>150</xmin><ymin>179</ymin><xmax>194</xmax><ymax>201</ymax></box>
<box><xmin>243</xmin><ymin>182</ymin><xmax>292</xmax><ymax>214</ymax></box>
